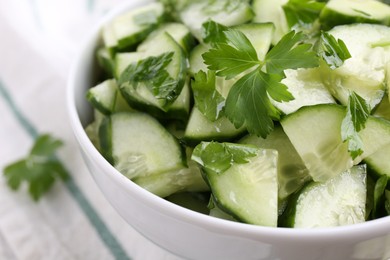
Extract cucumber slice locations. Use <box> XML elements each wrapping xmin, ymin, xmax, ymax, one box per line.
<box><xmin>86</xmin><ymin>79</ymin><xmax>132</xmax><ymax>115</ymax></box>
<box><xmin>179</xmin><ymin>0</ymin><xmax>254</xmax><ymax>41</ymax></box>
<box><xmin>137</xmin><ymin>22</ymin><xmax>196</xmax><ymax>54</ymax></box>
<box><xmin>114</xmin><ymin>52</ymin><xmax>146</xmax><ymax>79</ymax></box>
<box><xmin>99</xmin><ymin>112</ymin><xmax>185</xmax><ymax>180</ymax></box>
<box><xmin>281</xmin><ymin>104</ymin><xmax>390</xmax><ymax>182</ymax></box>
<box><xmin>96</xmin><ymin>47</ymin><xmax>114</xmax><ymax>77</ymax></box>
<box><xmin>133</xmin><ymin>165</ymin><xmax>208</xmax><ymax>198</ymax></box>
<box><xmin>240</xmin><ymin>125</ymin><xmax>311</xmax><ymax>200</ymax></box>
<box><xmin>365</xmin><ymin>143</ymin><xmax>390</xmax><ymax>179</ymax></box>
<box><xmin>102</xmin><ymin>2</ymin><xmax>166</xmax><ymax>51</ymax></box>
<box><xmin>192</xmin><ymin>142</ymin><xmax>278</xmax><ymax>227</ymax></box>
<box><xmin>189</xmin><ymin>44</ymin><xmax>210</xmax><ymax>76</ymax></box>
<box><xmin>283</xmin><ymin>165</ymin><xmax>367</xmax><ymax>228</ymax></box>
<box><xmin>118</xmin><ymin>33</ymin><xmax>187</xmax><ymax>118</ymax></box>
<box><xmin>281</xmin><ymin>104</ymin><xmax>352</xmax><ymax>182</ymax></box>
<box><xmin>85</xmin><ymin>110</ymin><xmax>105</xmax><ymax>151</ymax></box>
<box><xmin>320</xmin><ymin>23</ymin><xmax>390</xmax><ymax>109</ymax></box>
<box><xmin>373</xmin><ymin>95</ymin><xmax>390</xmax><ymax>121</ymax></box>
<box><xmin>184</xmin><ymin>107</ymin><xmax>246</xmax><ymax>145</ymax></box>
<box><xmin>271</xmin><ymin>68</ymin><xmax>335</xmax><ymax>115</ymax></box>
<box><xmin>252</xmin><ymin>0</ymin><xmax>289</xmax><ymax>45</ymax></box>
<box><xmin>319</xmin><ymin>0</ymin><xmax>390</xmax><ymax>30</ymax></box>
<box><xmin>233</xmin><ymin>22</ymin><xmax>274</xmax><ymax>61</ymax></box>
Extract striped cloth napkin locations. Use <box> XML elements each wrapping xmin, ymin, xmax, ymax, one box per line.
<box><xmin>0</xmin><ymin>1</ymin><xmax>181</xmax><ymax>259</ymax></box>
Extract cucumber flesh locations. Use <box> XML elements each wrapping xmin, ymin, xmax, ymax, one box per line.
<box><xmin>102</xmin><ymin>2</ymin><xmax>165</xmax><ymax>51</ymax></box>
<box><xmin>271</xmin><ymin>68</ymin><xmax>335</xmax><ymax>115</ymax></box>
<box><xmin>290</xmin><ymin>165</ymin><xmax>367</xmax><ymax>228</ymax></box>
<box><xmin>137</xmin><ymin>22</ymin><xmax>196</xmax><ymax>54</ymax></box>
<box><xmin>184</xmin><ymin>107</ymin><xmax>246</xmax><ymax>144</ymax></box>
<box><xmin>86</xmin><ymin>79</ymin><xmax>132</xmax><ymax>115</ymax></box>
<box><xmin>240</xmin><ymin>126</ymin><xmax>311</xmax><ymax>200</ymax></box>
<box><xmin>281</xmin><ymin>104</ymin><xmax>390</xmax><ymax>182</ymax></box>
<box><xmin>192</xmin><ymin>142</ymin><xmax>279</xmax><ymax>227</ymax></box>
<box><xmin>320</xmin><ymin>0</ymin><xmax>390</xmax><ymax>30</ymax></box>
<box><xmin>252</xmin><ymin>0</ymin><xmax>289</xmax><ymax>45</ymax></box>
<box><xmin>118</xmin><ymin>33</ymin><xmax>187</xmax><ymax>117</ymax></box>
<box><xmin>99</xmin><ymin>112</ymin><xmax>185</xmax><ymax>179</ymax></box>
<box><xmin>320</xmin><ymin>23</ymin><xmax>390</xmax><ymax>109</ymax></box>
<box><xmin>365</xmin><ymin>143</ymin><xmax>390</xmax><ymax>179</ymax></box>
<box><xmin>179</xmin><ymin>0</ymin><xmax>254</xmax><ymax>41</ymax></box>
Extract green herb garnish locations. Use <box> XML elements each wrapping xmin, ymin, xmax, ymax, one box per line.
<box><xmin>341</xmin><ymin>91</ymin><xmax>371</xmax><ymax>159</ymax></box>
<box><xmin>3</xmin><ymin>134</ymin><xmax>69</xmax><ymax>201</ymax></box>
<box><xmin>191</xmin><ymin>141</ymin><xmax>258</xmax><ymax>174</ymax></box>
<box><xmin>118</xmin><ymin>51</ymin><xmax>181</xmax><ymax>106</ymax></box>
<box><xmin>192</xmin><ymin>70</ymin><xmax>225</xmax><ymax>121</ymax></box>
<box><xmin>282</xmin><ymin>0</ymin><xmax>325</xmax><ymax>29</ymax></box>
<box><xmin>319</xmin><ymin>31</ymin><xmax>351</xmax><ymax>69</ymax></box>
<box><xmin>202</xmin><ymin>25</ymin><xmax>318</xmax><ymax>137</ymax></box>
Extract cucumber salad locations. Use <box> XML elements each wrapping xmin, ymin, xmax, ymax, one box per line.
<box><xmin>85</xmin><ymin>0</ymin><xmax>390</xmax><ymax>228</ymax></box>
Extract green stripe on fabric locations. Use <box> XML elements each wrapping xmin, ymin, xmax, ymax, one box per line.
<box><xmin>0</xmin><ymin>80</ymin><xmax>131</xmax><ymax>260</ymax></box>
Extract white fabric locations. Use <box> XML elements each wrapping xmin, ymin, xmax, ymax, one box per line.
<box><xmin>0</xmin><ymin>1</ymin><xmax>182</xmax><ymax>259</ymax></box>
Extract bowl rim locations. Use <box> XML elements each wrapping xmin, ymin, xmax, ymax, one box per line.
<box><xmin>66</xmin><ymin>0</ymin><xmax>390</xmax><ymax>243</ymax></box>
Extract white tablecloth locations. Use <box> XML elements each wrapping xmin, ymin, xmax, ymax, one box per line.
<box><xmin>0</xmin><ymin>1</ymin><xmax>182</xmax><ymax>259</ymax></box>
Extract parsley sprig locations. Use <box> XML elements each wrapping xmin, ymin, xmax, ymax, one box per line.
<box><xmin>341</xmin><ymin>91</ymin><xmax>371</xmax><ymax>159</ymax></box>
<box><xmin>118</xmin><ymin>51</ymin><xmax>181</xmax><ymax>106</ymax></box>
<box><xmin>202</xmin><ymin>21</ymin><xmax>319</xmax><ymax>137</ymax></box>
<box><xmin>192</xmin><ymin>70</ymin><xmax>225</xmax><ymax>121</ymax></box>
<box><xmin>319</xmin><ymin>31</ymin><xmax>351</xmax><ymax>69</ymax></box>
<box><xmin>192</xmin><ymin>141</ymin><xmax>258</xmax><ymax>174</ymax></box>
<box><xmin>3</xmin><ymin>134</ymin><xmax>69</xmax><ymax>201</ymax></box>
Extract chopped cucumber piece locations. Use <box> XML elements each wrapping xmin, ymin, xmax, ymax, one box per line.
<box><xmin>320</xmin><ymin>23</ymin><xmax>390</xmax><ymax>109</ymax></box>
<box><xmin>99</xmin><ymin>112</ymin><xmax>185</xmax><ymax>179</ymax></box>
<box><xmin>240</xmin><ymin>125</ymin><xmax>311</xmax><ymax>200</ymax></box>
<box><xmin>271</xmin><ymin>68</ymin><xmax>335</xmax><ymax>115</ymax></box>
<box><xmin>365</xmin><ymin>143</ymin><xmax>390</xmax><ymax>179</ymax></box>
<box><xmin>252</xmin><ymin>0</ymin><xmax>289</xmax><ymax>45</ymax></box>
<box><xmin>284</xmin><ymin>165</ymin><xmax>367</xmax><ymax>228</ymax></box>
<box><xmin>133</xmin><ymin>165</ymin><xmax>208</xmax><ymax>198</ymax></box>
<box><xmin>86</xmin><ymin>79</ymin><xmax>132</xmax><ymax>115</ymax></box>
<box><xmin>184</xmin><ymin>107</ymin><xmax>246</xmax><ymax>144</ymax></box>
<box><xmin>96</xmin><ymin>47</ymin><xmax>114</xmax><ymax>77</ymax></box>
<box><xmin>102</xmin><ymin>3</ymin><xmax>166</xmax><ymax>52</ymax></box>
<box><xmin>137</xmin><ymin>22</ymin><xmax>196</xmax><ymax>54</ymax></box>
<box><xmin>233</xmin><ymin>22</ymin><xmax>274</xmax><ymax>61</ymax></box>
<box><xmin>118</xmin><ymin>33</ymin><xmax>187</xmax><ymax>118</ymax></box>
<box><xmin>192</xmin><ymin>142</ymin><xmax>278</xmax><ymax>227</ymax></box>
<box><xmin>320</xmin><ymin>0</ymin><xmax>390</xmax><ymax>30</ymax></box>
<box><xmin>189</xmin><ymin>44</ymin><xmax>210</xmax><ymax>76</ymax></box>
<box><xmin>179</xmin><ymin>0</ymin><xmax>254</xmax><ymax>41</ymax></box>
<box><xmin>281</xmin><ymin>104</ymin><xmax>390</xmax><ymax>182</ymax></box>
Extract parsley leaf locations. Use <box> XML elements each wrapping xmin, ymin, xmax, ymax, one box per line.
<box><xmin>282</xmin><ymin>0</ymin><xmax>325</xmax><ymax>29</ymax></box>
<box><xmin>191</xmin><ymin>141</ymin><xmax>258</xmax><ymax>174</ymax></box>
<box><xmin>319</xmin><ymin>32</ymin><xmax>351</xmax><ymax>69</ymax></box>
<box><xmin>225</xmin><ymin>70</ymin><xmax>281</xmax><ymax>138</ymax></box>
<box><xmin>265</xmin><ymin>30</ymin><xmax>319</xmax><ymax>75</ymax></box>
<box><xmin>202</xmin><ymin>29</ymin><xmax>260</xmax><ymax>79</ymax></box>
<box><xmin>202</xmin><ymin>24</ymin><xmax>320</xmax><ymax>137</ymax></box>
<box><xmin>192</xmin><ymin>70</ymin><xmax>225</xmax><ymax>121</ymax></box>
<box><xmin>3</xmin><ymin>134</ymin><xmax>69</xmax><ymax>201</ymax></box>
<box><xmin>201</xmin><ymin>20</ymin><xmax>228</xmax><ymax>45</ymax></box>
<box><xmin>118</xmin><ymin>51</ymin><xmax>180</xmax><ymax>105</ymax></box>
<box><xmin>341</xmin><ymin>91</ymin><xmax>371</xmax><ymax>159</ymax></box>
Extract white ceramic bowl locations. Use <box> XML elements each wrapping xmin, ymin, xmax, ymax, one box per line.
<box><xmin>67</xmin><ymin>1</ymin><xmax>390</xmax><ymax>259</ymax></box>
